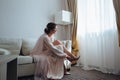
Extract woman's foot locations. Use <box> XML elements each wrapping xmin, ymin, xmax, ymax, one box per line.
<box><xmin>48</xmin><ymin>78</ymin><xmax>55</xmax><ymax>80</ymax></box>
<box><xmin>67</xmin><ymin>68</ymin><xmax>70</xmax><ymax>71</ymax></box>
<box><xmin>67</xmin><ymin>55</ymin><xmax>80</xmax><ymax>62</ymax></box>
<box><xmin>64</xmin><ymin>72</ymin><xmax>71</xmax><ymax>75</ymax></box>
<box><xmin>74</xmin><ymin>56</ymin><xmax>80</xmax><ymax>60</ymax></box>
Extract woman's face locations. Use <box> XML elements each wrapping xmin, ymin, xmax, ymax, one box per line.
<box><xmin>51</xmin><ymin>26</ymin><xmax>57</xmax><ymax>34</ymax></box>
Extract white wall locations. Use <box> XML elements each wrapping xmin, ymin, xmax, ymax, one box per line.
<box><xmin>0</xmin><ymin>0</ymin><xmax>68</xmax><ymax>39</ymax></box>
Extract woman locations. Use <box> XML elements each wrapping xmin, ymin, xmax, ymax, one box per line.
<box><xmin>30</xmin><ymin>22</ymin><xmax>79</xmax><ymax>80</ymax></box>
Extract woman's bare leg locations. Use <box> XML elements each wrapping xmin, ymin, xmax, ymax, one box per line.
<box><xmin>57</xmin><ymin>40</ymin><xmax>79</xmax><ymax>61</ymax></box>
<box><xmin>63</xmin><ymin>46</ymin><xmax>80</xmax><ymax>61</ymax></box>
<box><xmin>64</xmin><ymin>64</ymin><xmax>71</xmax><ymax>75</ymax></box>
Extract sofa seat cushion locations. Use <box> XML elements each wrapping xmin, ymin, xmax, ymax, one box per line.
<box><xmin>17</xmin><ymin>56</ymin><xmax>33</xmax><ymax>65</ymax></box>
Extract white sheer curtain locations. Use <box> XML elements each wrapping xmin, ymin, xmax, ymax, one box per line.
<box><xmin>77</xmin><ymin>0</ymin><xmax>120</xmax><ymax>74</ymax></box>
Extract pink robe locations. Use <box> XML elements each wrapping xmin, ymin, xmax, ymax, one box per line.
<box><xmin>30</xmin><ymin>33</ymin><xmax>66</xmax><ymax>80</ymax></box>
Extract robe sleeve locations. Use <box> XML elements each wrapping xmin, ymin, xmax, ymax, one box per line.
<box><xmin>44</xmin><ymin>36</ymin><xmax>66</xmax><ymax>58</ymax></box>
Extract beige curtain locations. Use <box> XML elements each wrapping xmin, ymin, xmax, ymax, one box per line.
<box><xmin>67</xmin><ymin>0</ymin><xmax>79</xmax><ymax>64</ymax></box>
<box><xmin>113</xmin><ymin>0</ymin><xmax>120</xmax><ymax>46</ymax></box>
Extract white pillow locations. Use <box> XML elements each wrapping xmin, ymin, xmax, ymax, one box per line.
<box><xmin>0</xmin><ymin>48</ymin><xmax>11</xmax><ymax>55</ymax></box>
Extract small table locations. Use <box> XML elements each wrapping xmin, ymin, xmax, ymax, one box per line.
<box><xmin>0</xmin><ymin>55</ymin><xmax>18</xmax><ymax>80</ymax></box>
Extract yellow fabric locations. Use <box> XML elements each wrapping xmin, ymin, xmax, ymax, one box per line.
<box><xmin>67</xmin><ymin>0</ymin><xmax>79</xmax><ymax>64</ymax></box>
<box><xmin>113</xmin><ymin>0</ymin><xmax>120</xmax><ymax>46</ymax></box>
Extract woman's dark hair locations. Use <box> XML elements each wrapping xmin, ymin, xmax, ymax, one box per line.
<box><xmin>44</xmin><ymin>22</ymin><xmax>56</xmax><ymax>34</ymax></box>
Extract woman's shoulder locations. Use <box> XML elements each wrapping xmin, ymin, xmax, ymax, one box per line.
<box><xmin>40</xmin><ymin>33</ymin><xmax>49</xmax><ymax>39</ymax></box>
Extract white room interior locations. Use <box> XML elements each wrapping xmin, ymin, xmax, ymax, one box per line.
<box><xmin>0</xmin><ymin>0</ymin><xmax>70</xmax><ymax>40</ymax></box>
<box><xmin>0</xmin><ymin>0</ymin><xmax>120</xmax><ymax>80</ymax></box>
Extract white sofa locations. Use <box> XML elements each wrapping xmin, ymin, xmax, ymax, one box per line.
<box><xmin>0</xmin><ymin>38</ymin><xmax>71</xmax><ymax>77</ymax></box>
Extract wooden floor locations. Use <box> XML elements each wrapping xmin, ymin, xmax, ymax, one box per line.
<box><xmin>18</xmin><ymin>66</ymin><xmax>120</xmax><ymax>80</ymax></box>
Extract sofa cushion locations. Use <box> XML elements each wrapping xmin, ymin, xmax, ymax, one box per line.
<box><xmin>22</xmin><ymin>38</ymin><xmax>37</xmax><ymax>55</ymax></box>
<box><xmin>17</xmin><ymin>56</ymin><xmax>33</xmax><ymax>65</ymax></box>
<box><xmin>0</xmin><ymin>38</ymin><xmax>22</xmax><ymax>55</ymax></box>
